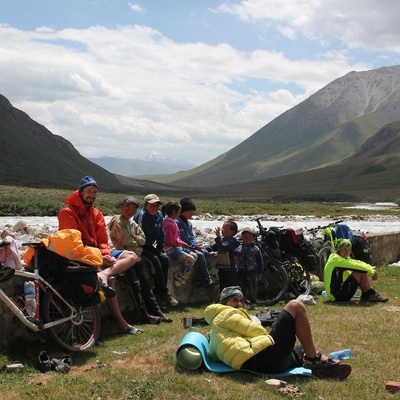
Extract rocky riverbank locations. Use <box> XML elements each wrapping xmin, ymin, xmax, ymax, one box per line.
<box><xmin>1</xmin><ymin>213</ymin><xmax>400</xmax><ymax>265</ymax></box>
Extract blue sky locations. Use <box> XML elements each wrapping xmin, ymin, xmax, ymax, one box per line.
<box><xmin>1</xmin><ymin>1</ymin><xmax>400</xmax><ymax>166</ymax></box>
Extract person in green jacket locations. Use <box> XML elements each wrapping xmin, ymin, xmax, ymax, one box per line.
<box><xmin>324</xmin><ymin>239</ymin><xmax>388</xmax><ymax>302</ymax></box>
<box><xmin>204</xmin><ymin>286</ymin><xmax>351</xmax><ymax>379</ymax></box>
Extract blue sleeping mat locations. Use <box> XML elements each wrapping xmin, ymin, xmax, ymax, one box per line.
<box><xmin>176</xmin><ymin>331</ymin><xmax>313</xmax><ymax>377</ymax></box>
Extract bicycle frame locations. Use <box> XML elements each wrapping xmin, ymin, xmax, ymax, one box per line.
<box><xmin>0</xmin><ymin>256</ymin><xmax>77</xmax><ymax>333</ymax></box>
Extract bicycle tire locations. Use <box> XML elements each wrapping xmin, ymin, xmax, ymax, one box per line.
<box><xmin>257</xmin><ymin>259</ymin><xmax>289</xmax><ymax>306</ymax></box>
<box><xmin>41</xmin><ymin>290</ymin><xmax>100</xmax><ymax>352</ymax></box>
<box><xmin>286</xmin><ymin>260</ymin><xmax>312</xmax><ymax>296</ymax></box>
<box><xmin>317</xmin><ymin>247</ymin><xmax>332</xmax><ymax>281</ymax></box>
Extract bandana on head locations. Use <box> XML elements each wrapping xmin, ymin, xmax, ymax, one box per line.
<box><xmin>336</xmin><ymin>239</ymin><xmax>352</xmax><ymax>249</ymax></box>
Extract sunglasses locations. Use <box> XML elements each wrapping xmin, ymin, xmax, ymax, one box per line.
<box><xmin>229</xmin><ymin>296</ymin><xmax>244</xmax><ymax>304</ymax></box>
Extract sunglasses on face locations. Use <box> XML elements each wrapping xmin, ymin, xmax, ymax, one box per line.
<box><xmin>229</xmin><ymin>297</ymin><xmax>244</xmax><ymax>304</ymax></box>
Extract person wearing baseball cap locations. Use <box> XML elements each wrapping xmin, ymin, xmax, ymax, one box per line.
<box><xmin>108</xmin><ymin>196</ymin><xmax>173</xmax><ymax>324</ymax></box>
<box><xmin>58</xmin><ymin>177</ymin><xmax>144</xmax><ymax>335</ymax></box>
<box><xmin>203</xmin><ymin>286</ymin><xmax>351</xmax><ymax>379</ymax></box>
<box><xmin>133</xmin><ymin>194</ymin><xmax>178</xmax><ymax>307</ymax></box>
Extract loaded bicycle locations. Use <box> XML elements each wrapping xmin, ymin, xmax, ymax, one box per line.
<box><xmin>305</xmin><ymin>220</ymin><xmax>372</xmax><ymax>281</ymax></box>
<box><xmin>0</xmin><ymin>242</ymin><xmax>101</xmax><ymax>352</ymax></box>
<box><xmin>255</xmin><ymin>218</ymin><xmax>313</xmax><ymax>305</ymax></box>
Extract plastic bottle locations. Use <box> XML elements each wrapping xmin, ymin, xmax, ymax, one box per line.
<box><xmin>328</xmin><ymin>349</ymin><xmax>353</xmax><ymax>360</ymax></box>
<box><xmin>24</xmin><ymin>281</ymin><xmax>36</xmax><ymax>318</ymax></box>
<box><xmin>321</xmin><ymin>290</ymin><xmax>327</xmax><ymax>297</ymax></box>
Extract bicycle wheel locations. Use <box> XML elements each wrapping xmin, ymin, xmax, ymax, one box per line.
<box><xmin>257</xmin><ymin>259</ymin><xmax>289</xmax><ymax>306</ymax></box>
<box><xmin>286</xmin><ymin>260</ymin><xmax>312</xmax><ymax>296</ymax></box>
<box><xmin>318</xmin><ymin>247</ymin><xmax>332</xmax><ymax>281</ymax></box>
<box><xmin>41</xmin><ymin>290</ymin><xmax>100</xmax><ymax>352</ymax></box>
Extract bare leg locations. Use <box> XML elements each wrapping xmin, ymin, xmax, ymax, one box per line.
<box><xmin>284</xmin><ymin>300</ymin><xmax>317</xmax><ymax>358</ymax></box>
<box><xmin>98</xmin><ymin>252</ymin><xmax>138</xmax><ymax>283</ymax></box>
<box><xmin>351</xmin><ymin>271</ymin><xmax>372</xmax><ymax>292</ymax></box>
<box><xmin>99</xmin><ymin>252</ymin><xmax>143</xmax><ymax>333</ymax></box>
<box><xmin>105</xmin><ymin>279</ymin><xmax>129</xmax><ymax>331</ymax></box>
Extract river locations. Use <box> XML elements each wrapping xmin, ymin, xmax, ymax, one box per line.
<box><xmin>1</xmin><ymin>212</ymin><xmax>400</xmax><ymax>235</ymax></box>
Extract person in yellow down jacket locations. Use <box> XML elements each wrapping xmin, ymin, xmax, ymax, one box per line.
<box><xmin>324</xmin><ymin>239</ymin><xmax>388</xmax><ymax>302</ymax></box>
<box><xmin>204</xmin><ymin>286</ymin><xmax>351</xmax><ymax>379</ymax></box>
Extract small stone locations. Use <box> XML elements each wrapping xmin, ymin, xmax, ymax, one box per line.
<box><xmin>265</xmin><ymin>378</ymin><xmax>287</xmax><ymax>388</ymax></box>
<box><xmin>386</xmin><ymin>381</ymin><xmax>400</xmax><ymax>393</ymax></box>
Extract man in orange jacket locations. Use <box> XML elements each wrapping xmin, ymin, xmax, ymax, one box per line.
<box><xmin>58</xmin><ymin>176</ymin><xmax>143</xmax><ymax>335</ymax></box>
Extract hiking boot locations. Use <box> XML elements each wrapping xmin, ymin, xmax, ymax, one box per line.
<box><xmin>361</xmin><ymin>291</ymin><xmax>389</xmax><ymax>302</ymax></box>
<box><xmin>164</xmin><ymin>293</ymin><xmax>179</xmax><ymax>307</ymax></box>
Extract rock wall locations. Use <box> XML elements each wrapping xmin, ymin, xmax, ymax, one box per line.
<box><xmin>368</xmin><ymin>232</ymin><xmax>400</xmax><ymax>266</ymax></box>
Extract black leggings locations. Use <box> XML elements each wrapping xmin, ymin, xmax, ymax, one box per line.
<box><xmin>241</xmin><ymin>310</ymin><xmax>304</xmax><ymax>373</ymax></box>
<box><xmin>142</xmin><ymin>246</ymin><xmax>169</xmax><ymax>296</ymax></box>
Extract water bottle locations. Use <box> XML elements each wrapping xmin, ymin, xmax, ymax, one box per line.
<box><xmin>321</xmin><ymin>290</ymin><xmax>327</xmax><ymax>297</ymax></box>
<box><xmin>328</xmin><ymin>349</ymin><xmax>352</xmax><ymax>360</ymax></box>
<box><xmin>24</xmin><ymin>281</ymin><xmax>36</xmax><ymax>318</ymax></box>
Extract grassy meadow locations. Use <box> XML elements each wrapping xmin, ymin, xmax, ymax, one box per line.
<box><xmin>1</xmin><ymin>184</ymin><xmax>400</xmax><ymax>399</ymax></box>
<box><xmin>0</xmin><ymin>266</ymin><xmax>399</xmax><ymax>400</ymax></box>
<box><xmin>0</xmin><ymin>184</ymin><xmax>399</xmax><ymax>217</ymax></box>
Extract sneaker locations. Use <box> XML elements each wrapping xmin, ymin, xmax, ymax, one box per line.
<box><xmin>360</xmin><ymin>289</ymin><xmax>389</xmax><ymax>302</ymax></box>
<box><xmin>38</xmin><ymin>351</ymin><xmax>52</xmax><ymax>373</ymax></box>
<box><xmin>164</xmin><ymin>293</ymin><xmax>179</xmax><ymax>307</ymax></box>
<box><xmin>362</xmin><ymin>292</ymin><xmax>389</xmax><ymax>302</ymax></box>
<box><xmin>311</xmin><ymin>363</ymin><xmax>352</xmax><ymax>380</ymax></box>
<box><xmin>144</xmin><ymin>315</ymin><xmax>162</xmax><ymax>325</ymax></box>
<box><xmin>160</xmin><ymin>314</ymin><xmax>173</xmax><ymax>323</ymax></box>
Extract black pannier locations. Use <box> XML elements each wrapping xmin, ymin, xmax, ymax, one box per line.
<box><xmin>34</xmin><ymin>245</ymin><xmax>102</xmax><ymax>307</ymax></box>
<box><xmin>351</xmin><ymin>231</ymin><xmax>372</xmax><ymax>263</ymax></box>
<box><xmin>279</xmin><ymin>228</ymin><xmax>318</xmax><ymax>271</ymax></box>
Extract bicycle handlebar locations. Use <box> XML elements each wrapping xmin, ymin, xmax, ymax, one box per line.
<box><xmin>304</xmin><ymin>220</ymin><xmax>343</xmax><ymax>233</ymax></box>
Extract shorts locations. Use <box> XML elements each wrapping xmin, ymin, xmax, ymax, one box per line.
<box><xmin>111</xmin><ymin>249</ymin><xmax>124</xmax><ymax>259</ymax></box>
<box><xmin>241</xmin><ymin>310</ymin><xmax>303</xmax><ymax>373</ymax></box>
<box><xmin>332</xmin><ymin>275</ymin><xmax>358</xmax><ymax>301</ymax></box>
<box><xmin>100</xmin><ymin>249</ymin><xmax>125</xmax><ymax>271</ymax></box>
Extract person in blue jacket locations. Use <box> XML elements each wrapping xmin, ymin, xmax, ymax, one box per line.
<box><xmin>134</xmin><ymin>194</ymin><xmax>178</xmax><ymax>308</ymax></box>
<box><xmin>176</xmin><ymin>197</ymin><xmax>214</xmax><ymax>286</ymax></box>
<box><xmin>235</xmin><ymin>227</ymin><xmax>263</xmax><ymax>309</ymax></box>
<box><xmin>205</xmin><ymin>220</ymin><xmax>240</xmax><ymax>291</ymax></box>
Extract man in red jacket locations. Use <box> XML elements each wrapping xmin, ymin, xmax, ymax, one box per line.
<box><xmin>58</xmin><ymin>176</ymin><xmax>143</xmax><ymax>335</ymax></box>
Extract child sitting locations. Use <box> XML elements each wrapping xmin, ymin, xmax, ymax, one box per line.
<box><xmin>176</xmin><ymin>197</ymin><xmax>214</xmax><ymax>286</ymax></box>
<box><xmin>162</xmin><ymin>201</ymin><xmax>198</xmax><ymax>281</ymax></box>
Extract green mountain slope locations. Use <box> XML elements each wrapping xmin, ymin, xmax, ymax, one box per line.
<box><xmin>162</xmin><ymin>65</ymin><xmax>400</xmax><ymax>187</ymax></box>
<box><xmin>206</xmin><ymin>122</ymin><xmax>400</xmax><ymax>201</ymax></box>
<box><xmin>0</xmin><ymin>94</ymin><xmax>122</xmax><ymax>189</ymax></box>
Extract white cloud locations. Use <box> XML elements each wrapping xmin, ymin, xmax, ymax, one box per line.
<box><xmin>128</xmin><ymin>3</ymin><xmax>146</xmax><ymax>14</ymax></box>
<box><xmin>0</xmin><ymin>2</ymin><xmax>395</xmax><ymax>165</ymax></box>
<box><xmin>218</xmin><ymin>0</ymin><xmax>400</xmax><ymax>52</ymax></box>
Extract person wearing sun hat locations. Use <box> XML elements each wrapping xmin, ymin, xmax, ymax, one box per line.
<box><xmin>108</xmin><ymin>196</ymin><xmax>173</xmax><ymax>324</ymax></box>
<box><xmin>134</xmin><ymin>194</ymin><xmax>179</xmax><ymax>307</ymax></box>
<box><xmin>323</xmin><ymin>238</ymin><xmax>388</xmax><ymax>302</ymax></box>
<box><xmin>176</xmin><ymin>197</ymin><xmax>214</xmax><ymax>286</ymax></box>
<box><xmin>203</xmin><ymin>286</ymin><xmax>351</xmax><ymax>379</ymax></box>
<box><xmin>58</xmin><ymin>177</ymin><xmax>144</xmax><ymax>335</ymax></box>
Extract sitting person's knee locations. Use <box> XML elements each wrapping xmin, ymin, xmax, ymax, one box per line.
<box><xmin>285</xmin><ymin>299</ymin><xmax>306</xmax><ymax>314</ymax></box>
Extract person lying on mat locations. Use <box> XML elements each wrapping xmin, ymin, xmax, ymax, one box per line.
<box><xmin>204</xmin><ymin>286</ymin><xmax>352</xmax><ymax>379</ymax></box>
